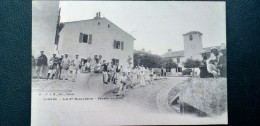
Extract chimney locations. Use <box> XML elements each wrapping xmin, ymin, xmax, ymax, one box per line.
<box><xmin>168</xmin><ymin>49</ymin><xmax>172</xmax><ymax>52</ymax></box>
<box><xmin>98</xmin><ymin>12</ymin><xmax>101</xmax><ymax>17</ymax></box>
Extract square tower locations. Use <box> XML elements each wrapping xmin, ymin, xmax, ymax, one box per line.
<box><xmin>183</xmin><ymin>31</ymin><xmax>203</xmax><ymax>59</ymax></box>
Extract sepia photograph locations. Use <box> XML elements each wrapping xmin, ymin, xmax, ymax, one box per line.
<box><xmin>31</xmin><ymin>1</ymin><xmax>227</xmax><ymax>125</ymax></box>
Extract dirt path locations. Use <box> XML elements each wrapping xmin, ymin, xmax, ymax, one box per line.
<box><xmin>32</xmin><ymin>73</ymin><xmax>187</xmax><ymax>113</ymax></box>
<box><xmin>104</xmin><ymin>77</ymin><xmax>188</xmax><ymax>113</ymax></box>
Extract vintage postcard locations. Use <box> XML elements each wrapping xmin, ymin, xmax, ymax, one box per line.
<box><xmin>31</xmin><ymin>1</ymin><xmax>227</xmax><ymax>125</ymax></box>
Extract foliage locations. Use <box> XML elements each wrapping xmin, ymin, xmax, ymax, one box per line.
<box><xmin>182</xmin><ymin>58</ymin><xmax>201</xmax><ymax>77</ymax></box>
<box><xmin>161</xmin><ymin>57</ymin><xmax>177</xmax><ymax>69</ymax></box>
<box><xmin>134</xmin><ymin>51</ymin><xmax>162</xmax><ymax>68</ymax></box>
<box><xmin>182</xmin><ymin>58</ymin><xmax>201</xmax><ymax>69</ymax></box>
<box><xmin>182</xmin><ymin>69</ymin><xmax>192</xmax><ymax>75</ymax></box>
<box><xmin>134</xmin><ymin>51</ymin><xmax>178</xmax><ymax>69</ymax></box>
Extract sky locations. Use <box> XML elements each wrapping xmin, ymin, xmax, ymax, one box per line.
<box><xmin>59</xmin><ymin>1</ymin><xmax>226</xmax><ymax>55</ymax></box>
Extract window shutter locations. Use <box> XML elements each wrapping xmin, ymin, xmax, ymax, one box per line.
<box><xmin>79</xmin><ymin>33</ymin><xmax>83</xmax><ymax>42</ymax></box>
<box><xmin>113</xmin><ymin>40</ymin><xmax>117</xmax><ymax>49</ymax></box>
<box><xmin>89</xmin><ymin>34</ymin><xmax>92</xmax><ymax>44</ymax></box>
<box><xmin>121</xmin><ymin>41</ymin><xmax>124</xmax><ymax>50</ymax></box>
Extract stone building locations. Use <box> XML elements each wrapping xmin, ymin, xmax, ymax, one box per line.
<box><xmin>57</xmin><ymin>12</ymin><xmax>135</xmax><ymax>67</ymax></box>
<box><xmin>162</xmin><ymin>31</ymin><xmax>225</xmax><ymax>76</ymax></box>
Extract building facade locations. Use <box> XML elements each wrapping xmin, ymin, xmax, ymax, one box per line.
<box><xmin>58</xmin><ymin>13</ymin><xmax>135</xmax><ymax>67</ymax></box>
<box><xmin>183</xmin><ymin>31</ymin><xmax>203</xmax><ymax>59</ymax></box>
<box><xmin>162</xmin><ymin>31</ymin><xmax>225</xmax><ymax>76</ymax></box>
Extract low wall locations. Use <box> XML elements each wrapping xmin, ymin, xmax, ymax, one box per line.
<box><xmin>169</xmin><ymin>78</ymin><xmax>227</xmax><ymax>116</ymax></box>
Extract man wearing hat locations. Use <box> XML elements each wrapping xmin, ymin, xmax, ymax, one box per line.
<box><xmin>116</xmin><ymin>71</ymin><xmax>128</xmax><ymax>96</ymax></box>
<box><xmin>206</xmin><ymin>47</ymin><xmax>223</xmax><ymax>77</ymax></box>
<box><xmin>47</xmin><ymin>53</ymin><xmax>58</xmax><ymax>80</ymax></box>
<box><xmin>217</xmin><ymin>46</ymin><xmax>227</xmax><ymax>77</ymax></box>
<box><xmin>71</xmin><ymin>54</ymin><xmax>80</xmax><ymax>82</ymax></box>
<box><xmin>34</xmin><ymin>51</ymin><xmax>48</xmax><ymax>79</ymax></box>
<box><xmin>199</xmin><ymin>50</ymin><xmax>214</xmax><ymax>78</ymax></box>
<box><xmin>56</xmin><ymin>54</ymin><xmax>64</xmax><ymax>79</ymax></box>
<box><xmin>61</xmin><ymin>53</ymin><xmax>70</xmax><ymax>80</ymax></box>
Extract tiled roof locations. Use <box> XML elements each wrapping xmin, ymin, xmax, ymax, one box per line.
<box><xmin>161</xmin><ymin>46</ymin><xmax>222</xmax><ymax>58</ymax></box>
<box><xmin>161</xmin><ymin>50</ymin><xmax>184</xmax><ymax>58</ymax></box>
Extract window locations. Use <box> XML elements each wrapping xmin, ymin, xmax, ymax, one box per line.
<box><xmin>177</xmin><ymin>58</ymin><xmax>180</xmax><ymax>63</ymax></box>
<box><xmin>108</xmin><ymin>24</ymin><xmax>110</xmax><ymax>28</ymax></box>
<box><xmin>79</xmin><ymin>33</ymin><xmax>92</xmax><ymax>44</ymax></box>
<box><xmin>189</xmin><ymin>35</ymin><xmax>193</xmax><ymax>41</ymax></box>
<box><xmin>113</xmin><ymin>40</ymin><xmax>121</xmax><ymax>49</ymax></box>
<box><xmin>83</xmin><ymin>34</ymin><xmax>88</xmax><ymax>43</ymax></box>
<box><xmin>98</xmin><ymin>22</ymin><xmax>100</xmax><ymax>25</ymax></box>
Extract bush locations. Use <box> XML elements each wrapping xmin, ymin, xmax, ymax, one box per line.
<box><xmin>182</xmin><ymin>69</ymin><xmax>192</xmax><ymax>75</ymax></box>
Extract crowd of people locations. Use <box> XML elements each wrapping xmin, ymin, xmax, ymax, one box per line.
<box><xmin>199</xmin><ymin>46</ymin><xmax>226</xmax><ymax>78</ymax></box>
<box><xmin>32</xmin><ymin>51</ymin><xmax>81</xmax><ymax>82</ymax></box>
<box><xmin>32</xmin><ymin>52</ymin><xmax>156</xmax><ymax>97</ymax></box>
<box><xmin>32</xmin><ymin>46</ymin><xmax>226</xmax><ymax>97</ymax></box>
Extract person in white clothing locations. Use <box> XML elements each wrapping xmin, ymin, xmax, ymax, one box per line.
<box><xmin>140</xmin><ymin>70</ymin><xmax>146</xmax><ymax>87</ymax></box>
<box><xmin>149</xmin><ymin>68</ymin><xmax>155</xmax><ymax>85</ymax></box>
<box><xmin>61</xmin><ymin>53</ymin><xmax>70</xmax><ymax>80</ymax></box>
<box><xmin>71</xmin><ymin>54</ymin><xmax>80</xmax><ymax>82</ymax></box>
<box><xmin>116</xmin><ymin>72</ymin><xmax>128</xmax><ymax>96</ymax></box>
<box><xmin>206</xmin><ymin>47</ymin><xmax>223</xmax><ymax>78</ymax></box>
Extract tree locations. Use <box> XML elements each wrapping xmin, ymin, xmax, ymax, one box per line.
<box><xmin>161</xmin><ymin>58</ymin><xmax>177</xmax><ymax>70</ymax></box>
<box><xmin>134</xmin><ymin>51</ymin><xmax>162</xmax><ymax>68</ymax></box>
<box><xmin>182</xmin><ymin>58</ymin><xmax>201</xmax><ymax>77</ymax></box>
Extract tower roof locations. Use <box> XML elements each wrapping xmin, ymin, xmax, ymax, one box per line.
<box><xmin>183</xmin><ymin>31</ymin><xmax>203</xmax><ymax>36</ymax></box>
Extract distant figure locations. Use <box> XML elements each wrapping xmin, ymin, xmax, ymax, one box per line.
<box><xmin>61</xmin><ymin>53</ymin><xmax>70</xmax><ymax>80</ymax></box>
<box><xmin>34</xmin><ymin>51</ymin><xmax>48</xmax><ymax>79</ymax></box>
<box><xmin>102</xmin><ymin>60</ymin><xmax>108</xmax><ymax>84</ymax></box>
<box><xmin>113</xmin><ymin>63</ymin><xmax>120</xmax><ymax>84</ymax></box>
<box><xmin>116</xmin><ymin>72</ymin><xmax>128</xmax><ymax>97</ymax></box>
<box><xmin>56</xmin><ymin>54</ymin><xmax>64</xmax><ymax>79</ymax></box>
<box><xmin>140</xmin><ymin>70</ymin><xmax>146</xmax><ymax>87</ymax></box>
<box><xmin>94</xmin><ymin>59</ymin><xmax>102</xmax><ymax>73</ymax></box>
<box><xmin>206</xmin><ymin>47</ymin><xmax>223</xmax><ymax>78</ymax></box>
<box><xmin>84</xmin><ymin>59</ymin><xmax>91</xmax><ymax>72</ymax></box>
<box><xmin>47</xmin><ymin>53</ymin><xmax>58</xmax><ymax>80</ymax></box>
<box><xmin>199</xmin><ymin>50</ymin><xmax>214</xmax><ymax>78</ymax></box>
<box><xmin>218</xmin><ymin>46</ymin><xmax>227</xmax><ymax>77</ymax></box>
<box><xmin>72</xmin><ymin>54</ymin><xmax>81</xmax><ymax>82</ymax></box>
<box><xmin>149</xmin><ymin>68</ymin><xmax>155</xmax><ymax>85</ymax></box>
